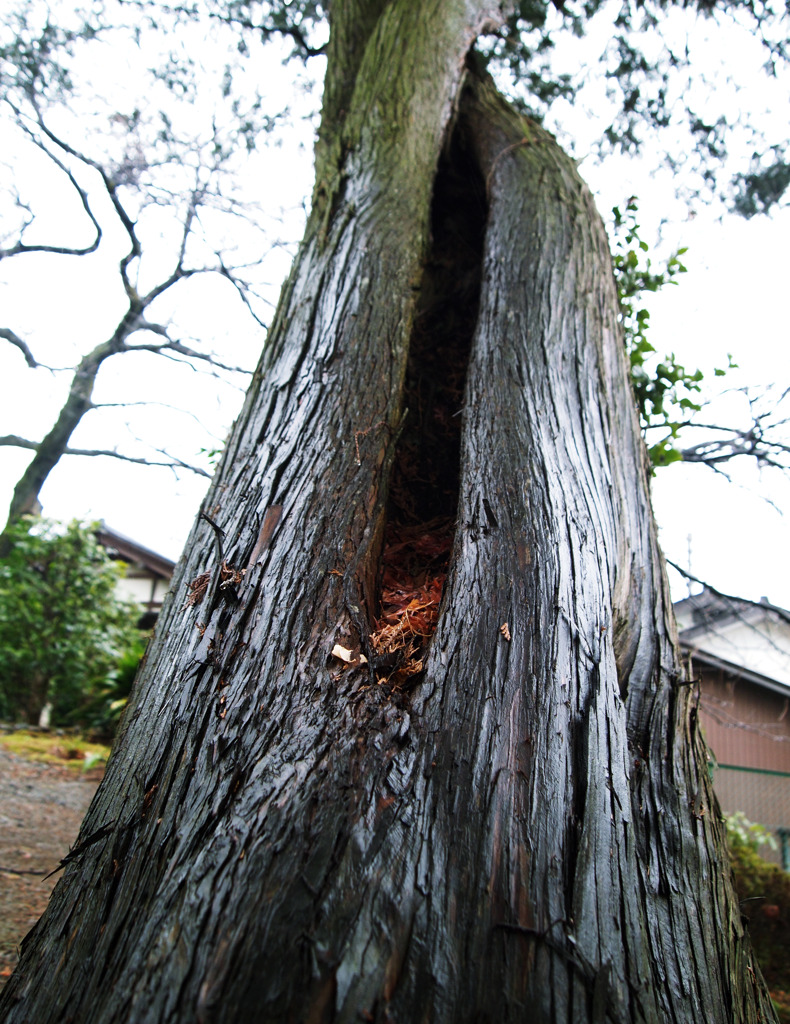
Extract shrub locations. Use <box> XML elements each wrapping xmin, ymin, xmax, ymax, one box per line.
<box><xmin>0</xmin><ymin>516</ymin><xmax>144</xmax><ymax>727</ymax></box>
<box><xmin>726</xmin><ymin>813</ymin><xmax>790</xmax><ymax>1021</ymax></box>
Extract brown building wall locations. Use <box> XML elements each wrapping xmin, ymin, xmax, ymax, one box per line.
<box><xmin>696</xmin><ymin>664</ymin><xmax>790</xmax><ymax>867</ymax></box>
<box><xmin>697</xmin><ymin>666</ymin><xmax>790</xmax><ymax>773</ymax></box>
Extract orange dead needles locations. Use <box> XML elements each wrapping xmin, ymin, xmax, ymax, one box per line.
<box><xmin>369</xmin><ymin>519</ymin><xmax>452</xmax><ymax>687</ymax></box>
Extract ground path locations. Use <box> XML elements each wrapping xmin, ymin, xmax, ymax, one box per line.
<box><xmin>0</xmin><ymin>744</ymin><xmax>100</xmax><ymax>987</ymax></box>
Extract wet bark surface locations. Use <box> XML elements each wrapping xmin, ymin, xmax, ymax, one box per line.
<box><xmin>0</xmin><ymin>3</ymin><xmax>775</xmax><ymax>1022</ymax></box>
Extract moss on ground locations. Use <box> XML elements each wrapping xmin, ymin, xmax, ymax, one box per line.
<box><xmin>0</xmin><ymin>729</ymin><xmax>110</xmax><ymax>771</ymax></box>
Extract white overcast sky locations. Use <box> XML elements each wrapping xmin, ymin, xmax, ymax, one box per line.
<box><xmin>1</xmin><ymin>4</ymin><xmax>788</xmax><ymax>608</ymax></box>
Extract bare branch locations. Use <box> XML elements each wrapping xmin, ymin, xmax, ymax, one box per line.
<box><xmin>134</xmin><ymin>168</ymin><xmax>225</xmax><ymax>310</ymax></box>
<box><xmin>123</xmin><ymin>339</ymin><xmax>252</xmax><ymax>376</ymax></box>
<box><xmin>667</xmin><ymin>559</ymin><xmax>790</xmax><ymax>627</ymax></box>
<box><xmin>61</xmin><ymin>446</ymin><xmax>211</xmax><ymax>477</ymax></box>
<box><xmin>115</xmin><ymin>0</ymin><xmax>327</xmax><ymax>59</ymax></box>
<box><xmin>0</xmin><ymin>103</ymin><xmax>102</xmax><ymax>261</ymax></box>
<box><xmin>680</xmin><ymin>428</ymin><xmax>790</xmax><ymax>471</ymax></box>
<box><xmin>90</xmin><ymin>399</ymin><xmax>229</xmax><ymax>435</ymax></box>
<box><xmin>176</xmin><ymin>173</ymin><xmax>204</xmax><ymax>270</ymax></box>
<box><xmin>0</xmin><ymin>434</ymin><xmax>210</xmax><ymax>477</ymax></box>
<box><xmin>0</xmin><ymin>435</ymin><xmax>39</xmax><ymax>450</ymax></box>
<box><xmin>648</xmin><ymin>385</ymin><xmax>790</xmax><ymax>476</ymax></box>
<box><xmin>0</xmin><ymin>54</ymin><xmax>272</xmax><ymax>524</ymax></box>
<box><xmin>137</xmin><ymin>266</ymin><xmax>195</xmax><ymax>309</ymax></box>
<box><xmin>128</xmin><ymin>319</ymin><xmax>171</xmax><ymax>339</ymax></box>
<box><xmin>216</xmin><ymin>256</ymin><xmax>269</xmax><ymax>329</ymax></box>
<box><xmin>23</xmin><ymin>96</ymin><xmax>144</xmax><ymax>299</ymax></box>
<box><xmin>121</xmin><ymin>327</ymin><xmax>250</xmax><ymax>372</ymax></box>
<box><xmin>0</xmin><ymin>328</ymin><xmax>38</xmax><ymax>368</ymax></box>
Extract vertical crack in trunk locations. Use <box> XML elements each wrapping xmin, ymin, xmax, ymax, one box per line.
<box><xmin>368</xmin><ymin>123</ymin><xmax>487</xmax><ymax>690</ymax></box>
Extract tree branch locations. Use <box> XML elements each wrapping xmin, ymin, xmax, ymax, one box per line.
<box><xmin>0</xmin><ymin>434</ymin><xmax>210</xmax><ymax>477</ymax></box>
<box><xmin>1</xmin><ymin>64</ymin><xmax>268</xmax><ymax>524</ymax></box>
<box><xmin>24</xmin><ymin>96</ymin><xmax>145</xmax><ymax>303</ymax></box>
<box><xmin>115</xmin><ymin>0</ymin><xmax>328</xmax><ymax>58</ymax></box>
<box><xmin>123</xmin><ymin>338</ymin><xmax>252</xmax><ymax>375</ymax></box>
<box><xmin>667</xmin><ymin>559</ymin><xmax>790</xmax><ymax>627</ymax></box>
<box><xmin>63</xmin><ymin>446</ymin><xmax>211</xmax><ymax>477</ymax></box>
<box><xmin>679</xmin><ymin>429</ymin><xmax>790</xmax><ymax>471</ymax></box>
<box><xmin>681</xmin><ymin>438</ymin><xmax>789</xmax><ymax>467</ymax></box>
<box><xmin>90</xmin><ymin>399</ymin><xmax>231</xmax><ymax>433</ymax></box>
<box><xmin>0</xmin><ymin>435</ymin><xmax>39</xmax><ymax>450</ymax></box>
<box><xmin>216</xmin><ymin>256</ymin><xmax>270</xmax><ymax>329</ymax></box>
<box><xmin>0</xmin><ymin>328</ymin><xmax>38</xmax><ymax>368</ymax></box>
<box><xmin>649</xmin><ymin>386</ymin><xmax>790</xmax><ymax>475</ymax></box>
<box><xmin>0</xmin><ymin>102</ymin><xmax>103</xmax><ymax>261</ymax></box>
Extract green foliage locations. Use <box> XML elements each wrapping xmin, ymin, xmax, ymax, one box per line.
<box><xmin>733</xmin><ymin>151</ymin><xmax>790</xmax><ymax>218</ymax></box>
<box><xmin>479</xmin><ymin>0</ymin><xmax>790</xmax><ymax>213</ymax></box>
<box><xmin>726</xmin><ymin>813</ymin><xmax>790</xmax><ymax>1019</ymax></box>
<box><xmin>0</xmin><ymin>517</ymin><xmax>144</xmax><ymax>729</ymax></box>
<box><xmin>0</xmin><ymin>2</ymin><xmax>101</xmax><ymax>102</ymax></box>
<box><xmin>726</xmin><ymin>811</ymin><xmax>779</xmax><ymax>853</ymax></box>
<box><xmin>199</xmin><ymin>445</ymin><xmax>223</xmax><ymax>468</ymax></box>
<box><xmin>74</xmin><ymin>628</ymin><xmax>148</xmax><ymax>738</ymax></box>
<box><xmin>611</xmin><ymin>198</ymin><xmax>734</xmax><ymax>467</ymax></box>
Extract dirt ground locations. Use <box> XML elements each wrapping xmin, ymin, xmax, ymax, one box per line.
<box><xmin>0</xmin><ymin>744</ymin><xmax>101</xmax><ymax>989</ymax></box>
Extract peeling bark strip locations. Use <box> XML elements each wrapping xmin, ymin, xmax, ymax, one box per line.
<box><xmin>245</xmin><ymin>504</ymin><xmax>283</xmax><ymax>572</ymax></box>
<box><xmin>0</xmin><ymin>2</ymin><xmax>774</xmax><ymax>1023</ymax></box>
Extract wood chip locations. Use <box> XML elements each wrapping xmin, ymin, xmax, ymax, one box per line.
<box><xmin>331</xmin><ymin>644</ymin><xmax>368</xmax><ymax>665</ymax></box>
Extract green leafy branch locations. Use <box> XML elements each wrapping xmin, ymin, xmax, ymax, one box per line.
<box><xmin>611</xmin><ymin>198</ymin><xmax>734</xmax><ymax>467</ymax></box>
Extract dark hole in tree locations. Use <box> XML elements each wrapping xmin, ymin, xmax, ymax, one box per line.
<box><xmin>370</xmin><ymin>122</ymin><xmax>487</xmax><ymax>685</ymax></box>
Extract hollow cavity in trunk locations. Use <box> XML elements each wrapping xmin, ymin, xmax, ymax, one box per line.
<box><xmin>370</xmin><ymin>126</ymin><xmax>487</xmax><ymax>687</ymax></box>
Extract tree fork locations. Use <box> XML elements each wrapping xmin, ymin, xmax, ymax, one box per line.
<box><xmin>0</xmin><ymin>7</ymin><xmax>775</xmax><ymax>1023</ymax></box>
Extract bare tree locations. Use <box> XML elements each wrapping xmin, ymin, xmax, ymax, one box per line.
<box><xmin>0</xmin><ymin>6</ymin><xmax>295</xmax><ymax>531</ymax></box>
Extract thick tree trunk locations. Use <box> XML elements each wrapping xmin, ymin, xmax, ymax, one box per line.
<box><xmin>4</xmin><ymin>335</ymin><xmax>127</xmax><ymax>529</ymax></box>
<box><xmin>0</xmin><ymin>3</ymin><xmax>774</xmax><ymax>1022</ymax></box>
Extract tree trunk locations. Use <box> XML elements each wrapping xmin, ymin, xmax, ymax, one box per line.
<box><xmin>0</xmin><ymin>3</ymin><xmax>774</xmax><ymax>1022</ymax></box>
<box><xmin>4</xmin><ymin>332</ymin><xmax>129</xmax><ymax>528</ymax></box>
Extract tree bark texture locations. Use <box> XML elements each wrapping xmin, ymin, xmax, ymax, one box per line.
<box><xmin>0</xmin><ymin>2</ymin><xmax>775</xmax><ymax>1022</ymax></box>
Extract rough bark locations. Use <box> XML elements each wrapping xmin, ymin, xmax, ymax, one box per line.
<box><xmin>0</xmin><ymin>2</ymin><xmax>774</xmax><ymax>1022</ymax></box>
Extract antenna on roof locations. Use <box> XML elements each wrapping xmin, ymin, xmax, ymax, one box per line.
<box><xmin>687</xmin><ymin>533</ymin><xmax>694</xmax><ymax>598</ymax></box>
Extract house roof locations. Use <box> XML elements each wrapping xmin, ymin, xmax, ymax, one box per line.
<box><xmin>675</xmin><ymin>587</ymin><xmax>790</xmax><ymax>696</ymax></box>
<box><xmin>95</xmin><ymin>525</ymin><xmax>176</xmax><ymax>580</ymax></box>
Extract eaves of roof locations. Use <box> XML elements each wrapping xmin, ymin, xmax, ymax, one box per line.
<box><xmin>680</xmin><ymin>644</ymin><xmax>790</xmax><ymax>699</ymax></box>
<box><xmin>95</xmin><ymin>526</ymin><xmax>176</xmax><ymax>579</ymax></box>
